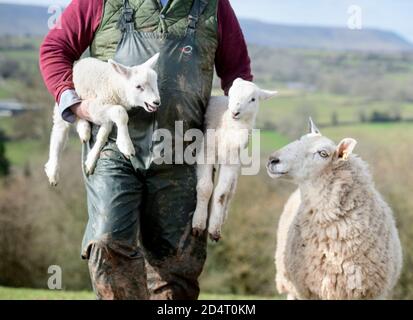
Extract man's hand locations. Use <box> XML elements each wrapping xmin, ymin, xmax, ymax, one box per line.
<box><xmin>70</xmin><ymin>100</ymin><xmax>92</xmax><ymax>121</ymax></box>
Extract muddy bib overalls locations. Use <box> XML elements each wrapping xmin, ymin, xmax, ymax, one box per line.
<box><xmin>82</xmin><ymin>0</ymin><xmax>218</xmax><ymax>299</ymax></box>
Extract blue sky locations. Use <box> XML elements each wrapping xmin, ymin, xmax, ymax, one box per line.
<box><xmin>2</xmin><ymin>0</ymin><xmax>413</xmax><ymax>42</ymax></box>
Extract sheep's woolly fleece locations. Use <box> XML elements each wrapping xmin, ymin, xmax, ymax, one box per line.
<box><xmin>276</xmin><ymin>156</ymin><xmax>402</xmax><ymax>300</ymax></box>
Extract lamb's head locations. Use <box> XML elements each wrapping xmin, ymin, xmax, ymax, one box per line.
<box><xmin>267</xmin><ymin>118</ymin><xmax>357</xmax><ymax>183</ymax></box>
<box><xmin>108</xmin><ymin>53</ymin><xmax>160</xmax><ymax>112</ymax></box>
<box><xmin>228</xmin><ymin>78</ymin><xmax>277</xmax><ymax>121</ymax></box>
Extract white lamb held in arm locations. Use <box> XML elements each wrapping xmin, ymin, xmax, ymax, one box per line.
<box><xmin>44</xmin><ymin>53</ymin><xmax>161</xmax><ymax>186</ymax></box>
<box><xmin>267</xmin><ymin>118</ymin><xmax>403</xmax><ymax>300</ymax></box>
<box><xmin>192</xmin><ymin>78</ymin><xmax>277</xmax><ymax>241</ymax></box>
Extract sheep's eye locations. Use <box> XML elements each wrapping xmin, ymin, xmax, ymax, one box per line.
<box><xmin>136</xmin><ymin>85</ymin><xmax>143</xmax><ymax>90</ymax></box>
<box><xmin>250</xmin><ymin>98</ymin><xmax>256</xmax><ymax>103</ymax></box>
<box><xmin>318</xmin><ymin>150</ymin><xmax>329</xmax><ymax>158</ymax></box>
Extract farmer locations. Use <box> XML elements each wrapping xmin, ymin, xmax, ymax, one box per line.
<box><xmin>40</xmin><ymin>0</ymin><xmax>252</xmax><ymax>300</ymax></box>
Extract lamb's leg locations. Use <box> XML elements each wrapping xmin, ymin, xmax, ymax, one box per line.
<box><xmin>105</xmin><ymin>105</ymin><xmax>135</xmax><ymax>158</ymax></box>
<box><xmin>208</xmin><ymin>164</ymin><xmax>240</xmax><ymax>241</ymax></box>
<box><xmin>44</xmin><ymin>106</ymin><xmax>71</xmax><ymax>186</ymax></box>
<box><xmin>76</xmin><ymin>119</ymin><xmax>91</xmax><ymax>143</ymax></box>
<box><xmin>84</xmin><ymin>121</ymin><xmax>113</xmax><ymax>175</ymax></box>
<box><xmin>192</xmin><ymin>163</ymin><xmax>214</xmax><ymax>236</ymax></box>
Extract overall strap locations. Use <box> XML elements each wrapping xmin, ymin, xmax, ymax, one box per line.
<box><xmin>187</xmin><ymin>0</ymin><xmax>209</xmax><ymax>35</ymax></box>
<box><xmin>117</xmin><ymin>0</ymin><xmax>135</xmax><ymax>32</ymax></box>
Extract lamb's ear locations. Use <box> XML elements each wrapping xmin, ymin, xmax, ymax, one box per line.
<box><xmin>108</xmin><ymin>59</ymin><xmax>130</xmax><ymax>78</ymax></box>
<box><xmin>336</xmin><ymin>138</ymin><xmax>357</xmax><ymax>161</ymax></box>
<box><xmin>259</xmin><ymin>89</ymin><xmax>278</xmax><ymax>101</ymax></box>
<box><xmin>308</xmin><ymin>117</ymin><xmax>321</xmax><ymax>135</ymax></box>
<box><xmin>142</xmin><ymin>52</ymin><xmax>160</xmax><ymax>69</ymax></box>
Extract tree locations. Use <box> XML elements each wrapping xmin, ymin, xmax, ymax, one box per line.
<box><xmin>0</xmin><ymin>129</ymin><xmax>10</xmax><ymax>177</ymax></box>
<box><xmin>331</xmin><ymin>111</ymin><xmax>339</xmax><ymax>126</ymax></box>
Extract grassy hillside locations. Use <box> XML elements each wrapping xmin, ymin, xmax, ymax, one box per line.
<box><xmin>240</xmin><ymin>19</ymin><xmax>413</xmax><ymax>52</ymax></box>
<box><xmin>0</xmin><ymin>286</ymin><xmax>276</xmax><ymax>300</ymax></box>
<box><xmin>0</xmin><ymin>4</ymin><xmax>49</xmax><ymax>36</ymax></box>
<box><xmin>258</xmin><ymin>93</ymin><xmax>413</xmax><ymax>127</ymax></box>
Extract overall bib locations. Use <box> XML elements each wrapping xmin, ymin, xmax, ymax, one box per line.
<box><xmin>81</xmin><ymin>0</ymin><xmax>218</xmax><ymax>299</ymax></box>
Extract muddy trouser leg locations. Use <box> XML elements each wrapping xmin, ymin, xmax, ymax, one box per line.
<box><xmin>141</xmin><ymin>164</ymin><xmax>208</xmax><ymax>300</ymax></box>
<box><xmin>81</xmin><ymin>143</ymin><xmax>149</xmax><ymax>300</ymax></box>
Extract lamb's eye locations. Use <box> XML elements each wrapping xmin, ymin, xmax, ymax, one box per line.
<box><xmin>250</xmin><ymin>98</ymin><xmax>256</xmax><ymax>103</ymax></box>
<box><xmin>318</xmin><ymin>150</ymin><xmax>329</xmax><ymax>158</ymax></box>
<box><xmin>136</xmin><ymin>85</ymin><xmax>143</xmax><ymax>90</ymax></box>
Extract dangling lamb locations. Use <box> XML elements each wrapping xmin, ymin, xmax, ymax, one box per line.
<box><xmin>44</xmin><ymin>53</ymin><xmax>161</xmax><ymax>186</ymax></box>
<box><xmin>192</xmin><ymin>78</ymin><xmax>277</xmax><ymax>241</ymax></box>
<box><xmin>267</xmin><ymin>118</ymin><xmax>402</xmax><ymax>300</ymax></box>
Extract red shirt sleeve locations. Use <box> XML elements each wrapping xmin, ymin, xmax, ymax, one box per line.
<box><xmin>215</xmin><ymin>0</ymin><xmax>253</xmax><ymax>95</ymax></box>
<box><xmin>39</xmin><ymin>0</ymin><xmax>104</xmax><ymax>104</ymax></box>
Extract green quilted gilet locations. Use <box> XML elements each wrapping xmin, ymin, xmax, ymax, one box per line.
<box><xmin>90</xmin><ymin>0</ymin><xmax>219</xmax><ymax>60</ymax></box>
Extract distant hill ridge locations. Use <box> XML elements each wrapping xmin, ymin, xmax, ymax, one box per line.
<box><xmin>240</xmin><ymin>19</ymin><xmax>413</xmax><ymax>52</ymax></box>
<box><xmin>0</xmin><ymin>3</ymin><xmax>412</xmax><ymax>52</ymax></box>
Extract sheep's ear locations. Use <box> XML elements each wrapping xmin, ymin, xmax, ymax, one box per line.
<box><xmin>259</xmin><ymin>89</ymin><xmax>278</xmax><ymax>101</ymax></box>
<box><xmin>108</xmin><ymin>59</ymin><xmax>130</xmax><ymax>78</ymax></box>
<box><xmin>308</xmin><ymin>117</ymin><xmax>321</xmax><ymax>135</ymax></box>
<box><xmin>142</xmin><ymin>52</ymin><xmax>160</xmax><ymax>69</ymax></box>
<box><xmin>336</xmin><ymin>138</ymin><xmax>357</xmax><ymax>161</ymax></box>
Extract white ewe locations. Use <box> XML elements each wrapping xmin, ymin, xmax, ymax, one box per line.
<box><xmin>267</xmin><ymin>118</ymin><xmax>402</xmax><ymax>300</ymax></box>
<box><xmin>45</xmin><ymin>54</ymin><xmax>160</xmax><ymax>185</ymax></box>
<box><xmin>192</xmin><ymin>78</ymin><xmax>277</xmax><ymax>241</ymax></box>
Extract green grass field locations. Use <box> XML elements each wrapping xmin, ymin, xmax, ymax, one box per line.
<box><xmin>0</xmin><ymin>286</ymin><xmax>275</xmax><ymax>300</ymax></box>
<box><xmin>4</xmin><ymin>139</ymin><xmax>47</xmax><ymax>167</ymax></box>
<box><xmin>322</xmin><ymin>122</ymin><xmax>413</xmax><ymax>144</ymax></box>
<box><xmin>259</xmin><ymin>130</ymin><xmax>290</xmax><ymax>153</ymax></box>
<box><xmin>258</xmin><ymin>92</ymin><xmax>413</xmax><ymax>126</ymax></box>
<box><xmin>2</xmin><ymin>122</ymin><xmax>412</xmax><ymax>168</ymax></box>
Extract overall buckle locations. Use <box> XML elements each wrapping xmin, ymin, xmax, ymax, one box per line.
<box><xmin>123</xmin><ymin>7</ymin><xmax>134</xmax><ymax>23</ymax></box>
<box><xmin>188</xmin><ymin>15</ymin><xmax>197</xmax><ymax>29</ymax></box>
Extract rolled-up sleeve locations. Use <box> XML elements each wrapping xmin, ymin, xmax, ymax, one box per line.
<box><xmin>215</xmin><ymin>0</ymin><xmax>253</xmax><ymax>95</ymax></box>
<box><xmin>58</xmin><ymin>89</ymin><xmax>82</xmax><ymax>123</ymax></box>
<box><xmin>39</xmin><ymin>0</ymin><xmax>103</xmax><ymax>122</ymax></box>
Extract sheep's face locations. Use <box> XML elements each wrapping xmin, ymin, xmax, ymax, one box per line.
<box><xmin>228</xmin><ymin>78</ymin><xmax>277</xmax><ymax>121</ymax></box>
<box><xmin>108</xmin><ymin>53</ymin><xmax>161</xmax><ymax>112</ymax></box>
<box><xmin>267</xmin><ymin>118</ymin><xmax>357</xmax><ymax>184</ymax></box>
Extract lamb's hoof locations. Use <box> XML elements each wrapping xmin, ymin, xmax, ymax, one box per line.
<box><xmin>209</xmin><ymin>231</ymin><xmax>221</xmax><ymax>242</ymax></box>
<box><xmin>79</xmin><ymin>134</ymin><xmax>91</xmax><ymax>144</ymax></box>
<box><xmin>192</xmin><ymin>227</ymin><xmax>206</xmax><ymax>237</ymax></box>
<box><xmin>84</xmin><ymin>159</ymin><xmax>96</xmax><ymax>176</ymax></box>
<box><xmin>84</xmin><ymin>165</ymin><xmax>94</xmax><ymax>176</ymax></box>
<box><xmin>117</xmin><ymin>140</ymin><xmax>135</xmax><ymax>159</ymax></box>
<box><xmin>77</xmin><ymin>121</ymin><xmax>91</xmax><ymax>143</ymax></box>
<box><xmin>45</xmin><ymin>163</ymin><xmax>59</xmax><ymax>187</ymax></box>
